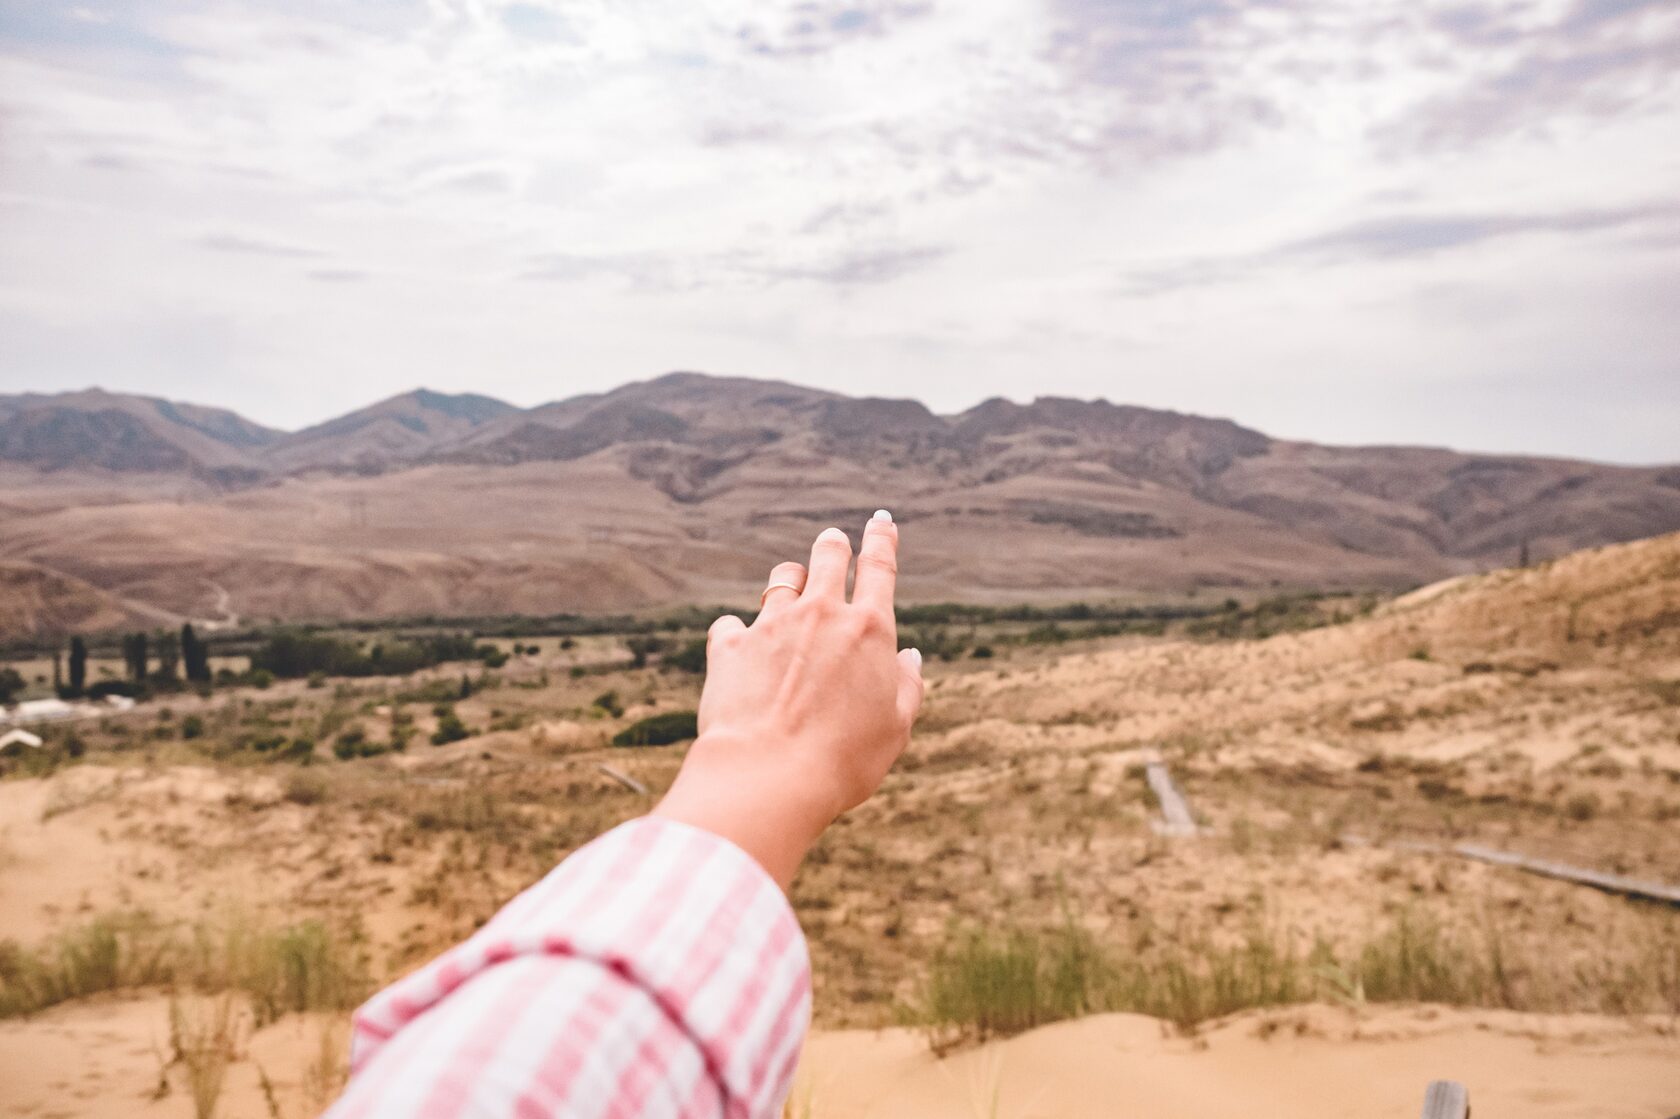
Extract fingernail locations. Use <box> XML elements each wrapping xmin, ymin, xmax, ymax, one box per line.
<box><xmin>908</xmin><ymin>647</ymin><xmax>922</xmax><ymax>670</ymax></box>
<box><xmin>872</xmin><ymin>509</ymin><xmax>892</xmax><ymax>523</ymax></box>
<box><xmin>818</xmin><ymin>526</ymin><xmax>848</xmax><ymax>544</ymax></box>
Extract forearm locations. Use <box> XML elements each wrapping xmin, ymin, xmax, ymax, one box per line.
<box><xmin>327</xmin><ymin>817</ymin><xmax>811</xmax><ymax>1119</ymax></box>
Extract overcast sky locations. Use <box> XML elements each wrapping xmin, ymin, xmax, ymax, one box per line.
<box><xmin>1</xmin><ymin>0</ymin><xmax>1676</xmax><ymax>462</ymax></box>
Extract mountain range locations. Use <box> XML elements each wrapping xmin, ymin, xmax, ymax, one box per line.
<box><xmin>2</xmin><ymin>373</ymin><xmax>1678</xmax><ymax>638</ymax></box>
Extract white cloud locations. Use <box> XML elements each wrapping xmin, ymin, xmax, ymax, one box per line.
<box><xmin>0</xmin><ymin>0</ymin><xmax>1675</xmax><ymax>462</ymax></box>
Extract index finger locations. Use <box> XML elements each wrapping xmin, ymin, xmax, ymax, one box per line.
<box><xmin>852</xmin><ymin>509</ymin><xmax>898</xmax><ymax>613</ymax></box>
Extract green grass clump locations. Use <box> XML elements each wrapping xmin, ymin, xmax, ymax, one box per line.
<box><xmin>908</xmin><ymin>908</ymin><xmax>1680</xmax><ymax>1051</ymax></box>
<box><xmin>0</xmin><ymin>913</ymin><xmax>368</xmax><ymax>1022</ymax></box>
<box><xmin>0</xmin><ymin>917</ymin><xmax>166</xmax><ymax>1014</ymax></box>
<box><xmin>914</xmin><ymin>924</ymin><xmax>1107</xmax><ymax>1049</ymax></box>
<box><xmin>226</xmin><ymin>919</ymin><xmax>368</xmax><ymax>1027</ymax></box>
<box><xmin>612</xmin><ymin>710</ymin><xmax>698</xmax><ymax>747</ymax></box>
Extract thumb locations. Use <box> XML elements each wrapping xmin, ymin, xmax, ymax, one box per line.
<box><xmin>895</xmin><ymin>647</ymin><xmax>925</xmax><ymax>728</ymax></box>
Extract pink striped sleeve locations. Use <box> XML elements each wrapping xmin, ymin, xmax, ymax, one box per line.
<box><xmin>323</xmin><ymin>816</ymin><xmax>812</xmax><ymax>1119</ymax></box>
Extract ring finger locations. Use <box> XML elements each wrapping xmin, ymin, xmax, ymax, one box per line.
<box><xmin>756</xmin><ymin>560</ymin><xmax>807</xmax><ymax>619</ymax></box>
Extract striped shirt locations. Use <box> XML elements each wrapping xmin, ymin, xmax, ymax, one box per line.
<box><xmin>324</xmin><ymin>816</ymin><xmax>812</xmax><ymax>1118</ymax></box>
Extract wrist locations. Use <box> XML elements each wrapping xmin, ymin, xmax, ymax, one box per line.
<box><xmin>651</xmin><ymin>729</ymin><xmax>832</xmax><ymax>889</ymax></box>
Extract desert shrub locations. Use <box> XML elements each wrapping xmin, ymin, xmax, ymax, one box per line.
<box><xmin>332</xmin><ymin>726</ymin><xmax>387</xmax><ymax>760</ymax></box>
<box><xmin>283</xmin><ymin>772</ymin><xmax>329</xmax><ymax>806</ymax></box>
<box><xmin>612</xmin><ymin>710</ymin><xmax>698</xmax><ymax>747</ymax></box>
<box><xmin>592</xmin><ymin>690</ymin><xmax>624</xmax><ymax>717</ymax></box>
<box><xmin>407</xmin><ymin>788</ymin><xmax>512</xmax><ymax>839</ymax></box>
<box><xmin>625</xmin><ymin>636</ymin><xmax>665</xmax><ymax>669</ymax></box>
<box><xmin>262</xmin><ymin>737</ymin><xmax>315</xmax><ymax>763</ymax></box>
<box><xmin>430</xmin><ymin>713</ymin><xmax>470</xmax><ymax>746</ymax></box>
<box><xmin>393</xmin><ymin>678</ymin><xmax>464</xmax><ymax>705</ymax></box>
<box><xmin>665</xmin><ymin>640</ymin><xmax>708</xmax><ymax>674</ymax></box>
<box><xmin>180</xmin><ymin>715</ymin><xmax>205</xmax><ymax>740</ymax></box>
<box><xmin>1563</xmin><ymin>792</ymin><xmax>1601</xmax><ymax>821</ymax></box>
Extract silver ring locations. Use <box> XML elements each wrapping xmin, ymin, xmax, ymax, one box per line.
<box><xmin>759</xmin><ymin>581</ymin><xmax>803</xmax><ymax>606</ymax></box>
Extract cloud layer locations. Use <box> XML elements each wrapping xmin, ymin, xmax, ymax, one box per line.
<box><xmin>0</xmin><ymin>0</ymin><xmax>1676</xmax><ymax>461</ymax></box>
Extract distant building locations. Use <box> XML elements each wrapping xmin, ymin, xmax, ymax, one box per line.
<box><xmin>3</xmin><ymin>698</ymin><xmax>77</xmax><ymax>724</ymax></box>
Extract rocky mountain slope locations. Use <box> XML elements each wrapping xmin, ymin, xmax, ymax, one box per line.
<box><xmin>0</xmin><ymin>373</ymin><xmax>1677</xmax><ymax>636</ymax></box>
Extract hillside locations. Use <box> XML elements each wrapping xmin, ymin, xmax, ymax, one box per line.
<box><xmin>1</xmin><ymin>534</ymin><xmax>1675</xmax><ymax>1117</ymax></box>
<box><xmin>1</xmin><ymin>374</ymin><xmax>1678</xmax><ymax>636</ymax></box>
<box><xmin>0</xmin><ymin>389</ymin><xmax>279</xmax><ymax>482</ymax></box>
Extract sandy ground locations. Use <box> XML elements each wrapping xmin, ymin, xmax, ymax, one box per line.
<box><xmin>2</xmin><ymin>998</ymin><xmax>1674</xmax><ymax>1119</ymax></box>
<box><xmin>0</xmin><ymin>996</ymin><xmax>344</xmax><ymax>1119</ymax></box>
<box><xmin>793</xmin><ymin>1008</ymin><xmax>1680</xmax><ymax>1119</ymax></box>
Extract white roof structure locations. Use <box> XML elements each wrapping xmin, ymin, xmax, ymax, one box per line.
<box><xmin>0</xmin><ymin>728</ymin><xmax>45</xmax><ymax>749</ymax></box>
<box><xmin>6</xmin><ymin>698</ymin><xmax>77</xmax><ymax>724</ymax></box>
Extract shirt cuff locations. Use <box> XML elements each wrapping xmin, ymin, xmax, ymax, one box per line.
<box><xmin>349</xmin><ymin>814</ymin><xmax>812</xmax><ymax>1118</ymax></box>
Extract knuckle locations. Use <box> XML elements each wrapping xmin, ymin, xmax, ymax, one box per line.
<box><xmin>856</xmin><ymin>551</ymin><xmax>897</xmax><ymax>577</ymax></box>
<box><xmin>855</xmin><ymin>609</ymin><xmax>890</xmax><ymax>639</ymax></box>
<box><xmin>707</xmin><ymin>619</ymin><xmax>744</xmax><ymax>648</ymax></box>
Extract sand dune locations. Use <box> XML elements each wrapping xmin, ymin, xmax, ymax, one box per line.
<box><xmin>1</xmin><ymin>535</ymin><xmax>1677</xmax><ymax>1116</ymax></box>
<box><xmin>792</xmin><ymin>1008</ymin><xmax>1679</xmax><ymax>1119</ymax></box>
<box><xmin>1</xmin><ymin>998</ymin><xmax>1673</xmax><ymax>1119</ymax></box>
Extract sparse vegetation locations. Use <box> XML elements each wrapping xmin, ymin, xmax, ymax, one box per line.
<box><xmin>429</xmin><ymin>711</ymin><xmax>471</xmax><ymax>745</ymax></box>
<box><xmin>169</xmin><ymin>995</ymin><xmax>240</xmax><ymax>1119</ymax></box>
<box><xmin>911</xmin><ymin>908</ymin><xmax>1680</xmax><ymax>1050</ymax></box>
<box><xmin>282</xmin><ymin>772</ymin><xmax>329</xmax><ymax>806</ymax></box>
<box><xmin>612</xmin><ymin>710</ymin><xmax>698</xmax><ymax>747</ymax></box>
<box><xmin>3</xmin><ymin>533</ymin><xmax>1678</xmax><ymax>1112</ymax></box>
<box><xmin>0</xmin><ymin>912</ymin><xmax>368</xmax><ymax>1022</ymax></box>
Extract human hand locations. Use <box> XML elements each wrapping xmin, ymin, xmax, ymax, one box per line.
<box><xmin>652</xmin><ymin>511</ymin><xmax>924</xmax><ymax>887</ymax></box>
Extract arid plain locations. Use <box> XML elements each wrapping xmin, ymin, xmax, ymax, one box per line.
<box><xmin>2</xmin><ymin>530</ymin><xmax>1677</xmax><ymax>1117</ymax></box>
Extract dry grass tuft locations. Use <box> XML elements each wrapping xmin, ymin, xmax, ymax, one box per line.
<box><xmin>0</xmin><ymin>912</ymin><xmax>368</xmax><ymax>1021</ymax></box>
<box><xmin>909</xmin><ymin>907</ymin><xmax>1680</xmax><ymax>1050</ymax></box>
<box><xmin>169</xmin><ymin>994</ymin><xmax>242</xmax><ymax>1119</ymax></box>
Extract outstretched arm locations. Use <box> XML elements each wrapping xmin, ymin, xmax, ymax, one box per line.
<box><xmin>325</xmin><ymin>514</ymin><xmax>922</xmax><ymax>1118</ymax></box>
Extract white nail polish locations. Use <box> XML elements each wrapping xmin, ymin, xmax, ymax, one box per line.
<box><xmin>908</xmin><ymin>647</ymin><xmax>923</xmax><ymax>669</ymax></box>
<box><xmin>818</xmin><ymin>526</ymin><xmax>847</xmax><ymax>543</ymax></box>
<box><xmin>872</xmin><ymin>509</ymin><xmax>892</xmax><ymax>523</ymax></box>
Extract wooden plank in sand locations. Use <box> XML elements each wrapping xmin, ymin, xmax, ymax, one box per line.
<box><xmin>1452</xmin><ymin>842</ymin><xmax>1680</xmax><ymax>906</ymax></box>
<box><xmin>1145</xmin><ymin>762</ymin><xmax>1199</xmax><ymax>837</ymax></box>
<box><xmin>596</xmin><ymin>763</ymin><xmax>650</xmax><ymax>796</ymax></box>
<box><xmin>1346</xmin><ymin>833</ymin><xmax>1680</xmax><ymax>907</ymax></box>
